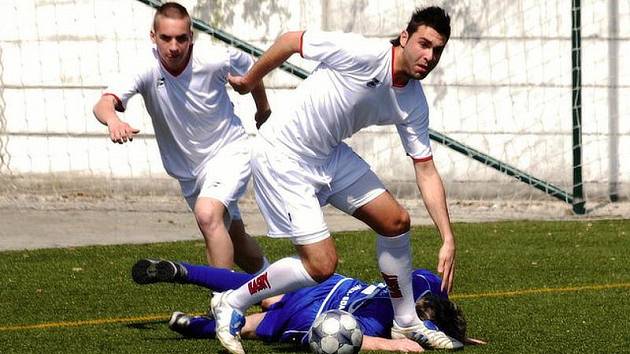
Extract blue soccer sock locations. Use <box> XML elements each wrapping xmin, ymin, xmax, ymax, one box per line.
<box><xmin>171</xmin><ymin>315</ymin><xmax>216</xmax><ymax>338</ymax></box>
<box><xmin>181</xmin><ymin>263</ymin><xmax>254</xmax><ymax>291</ymax></box>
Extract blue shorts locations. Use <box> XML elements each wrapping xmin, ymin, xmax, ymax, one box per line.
<box><xmin>255</xmin><ymin>274</ymin><xmax>348</xmax><ymax>344</ymax></box>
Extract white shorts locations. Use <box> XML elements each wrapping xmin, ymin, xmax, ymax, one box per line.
<box><xmin>252</xmin><ymin>136</ymin><xmax>386</xmax><ymax>245</ymax></box>
<box><xmin>179</xmin><ymin>141</ymin><xmax>251</xmax><ymax>220</ymax></box>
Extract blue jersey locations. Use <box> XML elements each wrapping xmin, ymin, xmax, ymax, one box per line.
<box><xmin>255</xmin><ymin>269</ymin><xmax>446</xmax><ymax>345</ymax></box>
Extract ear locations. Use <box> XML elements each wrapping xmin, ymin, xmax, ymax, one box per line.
<box><xmin>400</xmin><ymin>30</ymin><xmax>409</xmax><ymax>48</ymax></box>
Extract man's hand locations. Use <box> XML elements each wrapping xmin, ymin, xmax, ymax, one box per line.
<box><xmin>107</xmin><ymin>119</ymin><xmax>140</xmax><ymax>144</ymax></box>
<box><xmin>228</xmin><ymin>73</ymin><xmax>253</xmax><ymax>95</ymax></box>
<box><xmin>361</xmin><ymin>335</ymin><xmax>424</xmax><ymax>352</ymax></box>
<box><xmin>387</xmin><ymin>338</ymin><xmax>424</xmax><ymax>352</ymax></box>
<box><xmin>254</xmin><ymin>109</ymin><xmax>271</xmax><ymax>129</ymax></box>
<box><xmin>437</xmin><ymin>240</ymin><xmax>456</xmax><ymax>293</ymax></box>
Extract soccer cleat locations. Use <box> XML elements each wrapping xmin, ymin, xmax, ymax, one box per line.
<box><xmin>131</xmin><ymin>258</ymin><xmax>188</xmax><ymax>284</ymax></box>
<box><xmin>391</xmin><ymin>320</ymin><xmax>464</xmax><ymax>350</ymax></box>
<box><xmin>210</xmin><ymin>291</ymin><xmax>246</xmax><ymax>354</ymax></box>
<box><xmin>168</xmin><ymin>311</ymin><xmax>192</xmax><ymax>334</ymax></box>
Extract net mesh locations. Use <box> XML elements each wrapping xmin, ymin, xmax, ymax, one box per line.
<box><xmin>1</xmin><ymin>0</ymin><xmax>628</xmax><ymax>217</ymax></box>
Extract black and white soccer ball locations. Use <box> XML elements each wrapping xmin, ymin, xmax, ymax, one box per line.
<box><xmin>308</xmin><ymin>309</ymin><xmax>363</xmax><ymax>354</ymax></box>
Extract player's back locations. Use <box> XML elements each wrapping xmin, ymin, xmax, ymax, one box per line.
<box><xmin>259</xmin><ymin>31</ymin><xmax>428</xmax><ymax>165</ymax></box>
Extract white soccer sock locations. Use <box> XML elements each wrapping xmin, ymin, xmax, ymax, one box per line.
<box><xmin>376</xmin><ymin>232</ymin><xmax>421</xmax><ymax>327</ymax></box>
<box><xmin>227</xmin><ymin>256</ymin><xmax>317</xmax><ymax>312</ymax></box>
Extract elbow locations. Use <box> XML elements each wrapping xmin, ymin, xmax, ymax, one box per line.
<box><xmin>279</xmin><ymin>31</ymin><xmax>303</xmax><ymax>54</ymax></box>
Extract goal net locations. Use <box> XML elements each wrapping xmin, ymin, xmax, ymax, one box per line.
<box><xmin>0</xmin><ymin>0</ymin><xmax>628</xmax><ymax>215</ymax></box>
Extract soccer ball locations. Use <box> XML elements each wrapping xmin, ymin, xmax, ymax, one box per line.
<box><xmin>308</xmin><ymin>309</ymin><xmax>363</xmax><ymax>354</ymax></box>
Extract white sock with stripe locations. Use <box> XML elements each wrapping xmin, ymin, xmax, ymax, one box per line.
<box><xmin>227</xmin><ymin>256</ymin><xmax>317</xmax><ymax>312</ymax></box>
<box><xmin>376</xmin><ymin>232</ymin><xmax>420</xmax><ymax>327</ymax></box>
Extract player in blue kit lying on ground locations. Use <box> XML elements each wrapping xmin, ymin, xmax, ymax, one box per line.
<box><xmin>133</xmin><ymin>259</ymin><xmax>486</xmax><ymax>352</ymax></box>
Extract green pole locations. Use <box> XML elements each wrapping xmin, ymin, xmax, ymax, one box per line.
<box><xmin>572</xmin><ymin>0</ymin><xmax>586</xmax><ymax>214</ymax></box>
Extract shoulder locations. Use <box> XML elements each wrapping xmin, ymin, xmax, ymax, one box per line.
<box><xmin>302</xmin><ymin>30</ymin><xmax>390</xmax><ymax>74</ymax></box>
<box><xmin>117</xmin><ymin>49</ymin><xmax>159</xmax><ymax>88</ymax></box>
<box><xmin>191</xmin><ymin>44</ymin><xmax>231</xmax><ymax>67</ymax></box>
<box><xmin>306</xmin><ymin>30</ymin><xmax>388</xmax><ymax>58</ymax></box>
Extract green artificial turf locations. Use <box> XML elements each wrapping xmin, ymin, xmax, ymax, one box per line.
<box><xmin>1</xmin><ymin>219</ymin><xmax>628</xmax><ymax>353</ymax></box>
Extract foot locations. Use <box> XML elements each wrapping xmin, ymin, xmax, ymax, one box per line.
<box><xmin>210</xmin><ymin>291</ymin><xmax>246</xmax><ymax>354</ymax></box>
<box><xmin>391</xmin><ymin>320</ymin><xmax>463</xmax><ymax>350</ymax></box>
<box><xmin>168</xmin><ymin>311</ymin><xmax>215</xmax><ymax>338</ymax></box>
<box><xmin>131</xmin><ymin>259</ymin><xmax>187</xmax><ymax>284</ymax></box>
<box><xmin>168</xmin><ymin>311</ymin><xmax>192</xmax><ymax>334</ymax></box>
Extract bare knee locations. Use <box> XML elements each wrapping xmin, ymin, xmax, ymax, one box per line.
<box><xmin>194</xmin><ymin>205</ymin><xmax>226</xmax><ymax>237</ymax></box>
<box><xmin>299</xmin><ymin>245</ymin><xmax>338</xmax><ymax>282</ymax></box>
<box><xmin>379</xmin><ymin>208</ymin><xmax>410</xmax><ymax>236</ymax></box>
<box><xmin>304</xmin><ymin>254</ymin><xmax>337</xmax><ymax>282</ymax></box>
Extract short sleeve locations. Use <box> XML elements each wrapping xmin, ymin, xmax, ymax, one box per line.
<box><xmin>228</xmin><ymin>48</ymin><xmax>255</xmax><ymax>76</ymax></box>
<box><xmin>396</xmin><ymin>106</ymin><xmax>432</xmax><ymax>161</ymax></box>
<box><xmin>103</xmin><ymin>72</ymin><xmax>144</xmax><ymax>112</ymax></box>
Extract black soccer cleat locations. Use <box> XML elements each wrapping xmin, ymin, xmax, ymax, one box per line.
<box><xmin>131</xmin><ymin>258</ymin><xmax>188</xmax><ymax>284</ymax></box>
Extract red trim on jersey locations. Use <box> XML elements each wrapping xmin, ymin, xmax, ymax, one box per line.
<box><xmin>102</xmin><ymin>93</ymin><xmax>125</xmax><ymax>112</ymax></box>
<box><xmin>411</xmin><ymin>155</ymin><xmax>433</xmax><ymax>163</ymax></box>
<box><xmin>299</xmin><ymin>31</ymin><xmax>305</xmax><ymax>58</ymax></box>
<box><xmin>391</xmin><ymin>46</ymin><xmax>407</xmax><ymax>88</ymax></box>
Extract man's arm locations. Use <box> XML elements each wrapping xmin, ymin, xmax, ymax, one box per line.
<box><xmin>93</xmin><ymin>95</ymin><xmax>140</xmax><ymax>144</ymax></box>
<box><xmin>361</xmin><ymin>335</ymin><xmax>424</xmax><ymax>352</ymax></box>
<box><xmin>249</xmin><ymin>81</ymin><xmax>271</xmax><ymax>129</ymax></box>
<box><xmin>228</xmin><ymin>31</ymin><xmax>303</xmax><ymax>94</ymax></box>
<box><xmin>414</xmin><ymin>159</ymin><xmax>456</xmax><ymax>293</ymax></box>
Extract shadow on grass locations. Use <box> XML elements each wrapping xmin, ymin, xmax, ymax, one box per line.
<box><xmin>126</xmin><ymin>319</ymin><xmax>167</xmax><ymax>331</ymax></box>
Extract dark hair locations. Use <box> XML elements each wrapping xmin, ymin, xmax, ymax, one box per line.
<box><xmin>153</xmin><ymin>2</ymin><xmax>191</xmax><ymax>31</ymax></box>
<box><xmin>391</xmin><ymin>6</ymin><xmax>451</xmax><ymax>46</ymax></box>
<box><xmin>415</xmin><ymin>294</ymin><xmax>467</xmax><ymax>343</ymax></box>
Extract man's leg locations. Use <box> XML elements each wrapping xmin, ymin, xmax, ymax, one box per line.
<box><xmin>352</xmin><ymin>191</ymin><xmax>419</xmax><ymax>325</ymax></box>
<box><xmin>211</xmin><ymin>238</ymin><xmax>335</xmax><ymax>354</ymax></box>
<box><xmin>194</xmin><ymin>197</ymin><xmax>234</xmax><ymax>268</ymax></box>
<box><xmin>353</xmin><ymin>192</ymin><xmax>462</xmax><ymax>350</ymax></box>
<box><xmin>228</xmin><ymin>218</ymin><xmax>266</xmax><ymax>274</ymax></box>
<box><xmin>169</xmin><ymin>311</ymin><xmax>265</xmax><ymax>340</ymax></box>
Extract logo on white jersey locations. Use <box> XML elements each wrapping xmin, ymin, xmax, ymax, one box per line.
<box><xmin>366</xmin><ymin>77</ymin><xmax>382</xmax><ymax>88</ymax></box>
<box><xmin>157</xmin><ymin>77</ymin><xmax>165</xmax><ymax>87</ymax></box>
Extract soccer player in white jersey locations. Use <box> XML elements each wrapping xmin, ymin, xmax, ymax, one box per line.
<box><xmin>210</xmin><ymin>6</ymin><xmax>460</xmax><ymax>353</ymax></box>
<box><xmin>93</xmin><ymin>3</ymin><xmax>270</xmax><ymax>274</ymax></box>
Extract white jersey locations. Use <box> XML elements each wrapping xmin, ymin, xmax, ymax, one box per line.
<box><xmin>259</xmin><ymin>30</ymin><xmax>433</xmax><ymax>165</ymax></box>
<box><xmin>104</xmin><ymin>45</ymin><xmax>253</xmax><ymax>180</ymax></box>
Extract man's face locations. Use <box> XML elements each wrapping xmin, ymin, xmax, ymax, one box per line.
<box><xmin>400</xmin><ymin>25</ymin><xmax>447</xmax><ymax>80</ymax></box>
<box><xmin>150</xmin><ymin>16</ymin><xmax>192</xmax><ymax>72</ymax></box>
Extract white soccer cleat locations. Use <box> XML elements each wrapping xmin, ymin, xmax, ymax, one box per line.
<box><xmin>210</xmin><ymin>291</ymin><xmax>246</xmax><ymax>354</ymax></box>
<box><xmin>391</xmin><ymin>320</ymin><xmax>463</xmax><ymax>350</ymax></box>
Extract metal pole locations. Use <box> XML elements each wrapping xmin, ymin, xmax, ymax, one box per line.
<box><xmin>608</xmin><ymin>0</ymin><xmax>620</xmax><ymax>202</ymax></box>
<box><xmin>571</xmin><ymin>0</ymin><xmax>586</xmax><ymax>214</ymax></box>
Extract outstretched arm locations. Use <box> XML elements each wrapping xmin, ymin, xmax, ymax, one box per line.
<box><xmin>361</xmin><ymin>335</ymin><xmax>424</xmax><ymax>352</ymax></box>
<box><xmin>93</xmin><ymin>95</ymin><xmax>139</xmax><ymax>144</ymax></box>
<box><xmin>413</xmin><ymin>159</ymin><xmax>456</xmax><ymax>293</ymax></box>
<box><xmin>228</xmin><ymin>31</ymin><xmax>303</xmax><ymax>94</ymax></box>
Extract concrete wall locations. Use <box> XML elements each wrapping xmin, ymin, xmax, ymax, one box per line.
<box><xmin>1</xmin><ymin>0</ymin><xmax>628</xmax><ymax>201</ymax></box>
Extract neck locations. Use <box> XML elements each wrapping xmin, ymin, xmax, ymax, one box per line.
<box><xmin>392</xmin><ymin>45</ymin><xmax>410</xmax><ymax>87</ymax></box>
<box><xmin>161</xmin><ymin>46</ymin><xmax>192</xmax><ymax>77</ymax></box>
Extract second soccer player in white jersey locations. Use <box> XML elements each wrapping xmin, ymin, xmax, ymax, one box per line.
<box><xmin>211</xmin><ymin>6</ymin><xmax>460</xmax><ymax>354</ymax></box>
<box><xmin>93</xmin><ymin>3</ymin><xmax>269</xmax><ymax>274</ymax></box>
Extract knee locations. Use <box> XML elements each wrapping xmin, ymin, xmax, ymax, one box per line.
<box><xmin>304</xmin><ymin>253</ymin><xmax>338</xmax><ymax>283</ymax></box>
<box><xmin>194</xmin><ymin>207</ymin><xmax>224</xmax><ymax>234</ymax></box>
<box><xmin>380</xmin><ymin>209</ymin><xmax>410</xmax><ymax>236</ymax></box>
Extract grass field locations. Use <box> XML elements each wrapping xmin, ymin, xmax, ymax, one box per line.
<box><xmin>1</xmin><ymin>219</ymin><xmax>629</xmax><ymax>353</ymax></box>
